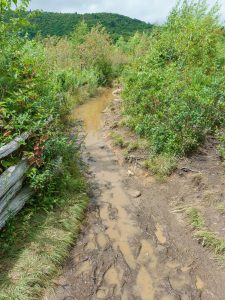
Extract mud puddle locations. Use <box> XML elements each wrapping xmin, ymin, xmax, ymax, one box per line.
<box><xmin>44</xmin><ymin>89</ymin><xmax>212</xmax><ymax>300</ymax></box>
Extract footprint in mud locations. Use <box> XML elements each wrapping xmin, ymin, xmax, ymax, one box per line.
<box><xmin>155</xmin><ymin>223</ymin><xmax>167</xmax><ymax>245</ymax></box>
<box><xmin>137</xmin><ymin>239</ymin><xmax>158</xmax><ymax>269</ymax></box>
<box><xmin>108</xmin><ymin>203</ymin><xmax>119</xmax><ymax>220</ymax></box>
<box><xmin>135</xmin><ymin>266</ymin><xmax>155</xmax><ymax>300</ymax></box>
<box><xmin>96</xmin><ymin>232</ymin><xmax>109</xmax><ymax>248</ymax></box>
<box><xmin>103</xmin><ymin>181</ymin><xmax>113</xmax><ymax>190</ymax></box>
<box><xmin>196</xmin><ymin>276</ymin><xmax>205</xmax><ymax>290</ymax></box>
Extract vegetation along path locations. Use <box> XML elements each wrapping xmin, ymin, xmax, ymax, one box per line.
<box><xmin>44</xmin><ymin>89</ymin><xmax>225</xmax><ymax>300</ymax></box>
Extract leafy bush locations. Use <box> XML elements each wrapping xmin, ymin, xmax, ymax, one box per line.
<box><xmin>122</xmin><ymin>0</ymin><xmax>225</xmax><ymax>158</ymax></box>
<box><xmin>76</xmin><ymin>24</ymin><xmax>115</xmax><ymax>86</ymax></box>
<box><xmin>43</xmin><ymin>22</ymin><xmax>118</xmax><ymax>102</ymax></box>
<box><xmin>0</xmin><ymin>1</ymin><xmax>80</xmax><ymax>192</ymax></box>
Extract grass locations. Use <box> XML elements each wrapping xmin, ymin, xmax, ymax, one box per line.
<box><xmin>187</xmin><ymin>207</ymin><xmax>205</xmax><ymax>230</ymax></box>
<box><xmin>195</xmin><ymin>231</ymin><xmax>225</xmax><ymax>255</ymax></box>
<box><xmin>144</xmin><ymin>154</ymin><xmax>178</xmax><ymax>177</ymax></box>
<box><xmin>186</xmin><ymin>207</ymin><xmax>225</xmax><ymax>257</ymax></box>
<box><xmin>110</xmin><ymin>132</ymin><xmax>128</xmax><ymax>148</ymax></box>
<box><xmin>203</xmin><ymin>192</ymin><xmax>217</xmax><ymax>206</ymax></box>
<box><xmin>0</xmin><ymin>160</ymin><xmax>89</xmax><ymax>300</ymax></box>
<box><xmin>127</xmin><ymin>141</ymin><xmax>139</xmax><ymax>152</ymax></box>
<box><xmin>123</xmin><ymin>149</ymin><xmax>129</xmax><ymax>161</ymax></box>
<box><xmin>217</xmin><ymin>204</ymin><xmax>225</xmax><ymax>215</ymax></box>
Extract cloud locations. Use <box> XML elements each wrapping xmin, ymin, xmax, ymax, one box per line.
<box><xmin>28</xmin><ymin>0</ymin><xmax>225</xmax><ymax>24</ymax></box>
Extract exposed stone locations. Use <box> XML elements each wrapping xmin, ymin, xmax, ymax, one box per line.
<box><xmin>128</xmin><ymin>170</ymin><xmax>134</xmax><ymax>176</ymax></box>
<box><xmin>128</xmin><ymin>190</ymin><xmax>142</xmax><ymax>198</ymax></box>
<box><xmin>112</xmin><ymin>88</ymin><xmax>122</xmax><ymax>96</ymax></box>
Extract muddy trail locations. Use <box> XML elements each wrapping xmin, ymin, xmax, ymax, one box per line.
<box><xmin>45</xmin><ymin>89</ymin><xmax>225</xmax><ymax>300</ymax></box>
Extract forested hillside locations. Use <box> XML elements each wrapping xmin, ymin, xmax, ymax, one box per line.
<box><xmin>27</xmin><ymin>11</ymin><xmax>152</xmax><ymax>40</ymax></box>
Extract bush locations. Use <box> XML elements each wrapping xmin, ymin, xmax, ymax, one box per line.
<box><xmin>0</xmin><ymin>1</ymin><xmax>80</xmax><ymax>194</ymax></box>
<box><xmin>43</xmin><ymin>22</ymin><xmax>117</xmax><ymax>102</ymax></box>
<box><xmin>122</xmin><ymin>0</ymin><xmax>225</xmax><ymax>157</ymax></box>
<box><xmin>75</xmin><ymin>24</ymin><xmax>115</xmax><ymax>86</ymax></box>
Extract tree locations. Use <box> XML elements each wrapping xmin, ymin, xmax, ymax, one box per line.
<box><xmin>70</xmin><ymin>20</ymin><xmax>88</xmax><ymax>46</ymax></box>
<box><xmin>0</xmin><ymin>0</ymin><xmax>29</xmax><ymax>13</ymax></box>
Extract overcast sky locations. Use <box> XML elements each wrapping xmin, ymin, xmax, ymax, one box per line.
<box><xmin>28</xmin><ymin>0</ymin><xmax>225</xmax><ymax>24</ymax></box>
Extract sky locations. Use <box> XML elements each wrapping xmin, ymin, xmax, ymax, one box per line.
<box><xmin>28</xmin><ymin>0</ymin><xmax>225</xmax><ymax>24</ymax></box>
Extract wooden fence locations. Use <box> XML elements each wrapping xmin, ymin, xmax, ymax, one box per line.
<box><xmin>0</xmin><ymin>133</ymin><xmax>33</xmax><ymax>228</ymax></box>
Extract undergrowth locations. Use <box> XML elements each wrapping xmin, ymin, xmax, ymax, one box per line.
<box><xmin>187</xmin><ymin>207</ymin><xmax>205</xmax><ymax>230</ymax></box>
<box><xmin>0</xmin><ymin>154</ymin><xmax>88</xmax><ymax>300</ymax></box>
<box><xmin>122</xmin><ymin>0</ymin><xmax>225</xmax><ymax>174</ymax></box>
<box><xmin>144</xmin><ymin>154</ymin><xmax>177</xmax><ymax>177</ymax></box>
<box><xmin>110</xmin><ymin>131</ymin><xmax>129</xmax><ymax>148</ymax></box>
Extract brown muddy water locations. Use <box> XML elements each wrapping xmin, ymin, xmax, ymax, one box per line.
<box><xmin>46</xmin><ymin>89</ymin><xmax>208</xmax><ymax>300</ymax></box>
<box><xmin>71</xmin><ymin>89</ymin><xmax>113</xmax><ymax>138</ymax></box>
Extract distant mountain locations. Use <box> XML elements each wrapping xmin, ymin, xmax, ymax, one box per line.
<box><xmin>27</xmin><ymin>11</ymin><xmax>153</xmax><ymax>40</ymax></box>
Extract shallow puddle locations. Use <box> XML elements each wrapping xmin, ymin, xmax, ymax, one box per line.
<box><xmin>71</xmin><ymin>88</ymin><xmax>113</xmax><ymax>135</ymax></box>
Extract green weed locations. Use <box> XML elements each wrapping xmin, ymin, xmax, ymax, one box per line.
<box><xmin>127</xmin><ymin>141</ymin><xmax>139</xmax><ymax>152</ymax></box>
<box><xmin>186</xmin><ymin>207</ymin><xmax>225</xmax><ymax>256</ymax></box>
<box><xmin>144</xmin><ymin>154</ymin><xmax>177</xmax><ymax>177</ymax></box>
<box><xmin>195</xmin><ymin>231</ymin><xmax>225</xmax><ymax>255</ymax></box>
<box><xmin>187</xmin><ymin>207</ymin><xmax>205</xmax><ymax>230</ymax></box>
<box><xmin>110</xmin><ymin>132</ymin><xmax>128</xmax><ymax>148</ymax></box>
<box><xmin>217</xmin><ymin>204</ymin><xmax>225</xmax><ymax>215</ymax></box>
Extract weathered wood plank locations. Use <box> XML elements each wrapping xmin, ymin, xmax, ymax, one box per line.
<box><xmin>0</xmin><ymin>132</ymin><xmax>30</xmax><ymax>159</ymax></box>
<box><xmin>0</xmin><ymin>186</ymin><xmax>33</xmax><ymax>229</ymax></box>
<box><xmin>0</xmin><ymin>160</ymin><xmax>29</xmax><ymax>198</ymax></box>
<box><xmin>0</xmin><ymin>179</ymin><xmax>23</xmax><ymax>214</ymax></box>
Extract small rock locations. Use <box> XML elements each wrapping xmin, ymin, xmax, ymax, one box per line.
<box><xmin>99</xmin><ymin>144</ymin><xmax>105</xmax><ymax>149</ymax></box>
<box><xmin>112</xmin><ymin>88</ymin><xmax>122</xmax><ymax>96</ymax></box>
<box><xmin>88</xmin><ymin>156</ymin><xmax>96</xmax><ymax>162</ymax></box>
<box><xmin>110</xmin><ymin>123</ymin><xmax>118</xmax><ymax>129</ymax></box>
<box><xmin>114</xmin><ymin>98</ymin><xmax>122</xmax><ymax>103</ymax></box>
<box><xmin>102</xmin><ymin>108</ymin><xmax>110</xmax><ymax>113</ymax></box>
<box><xmin>128</xmin><ymin>170</ymin><xmax>134</xmax><ymax>176</ymax></box>
<box><xmin>129</xmin><ymin>190</ymin><xmax>142</xmax><ymax>198</ymax></box>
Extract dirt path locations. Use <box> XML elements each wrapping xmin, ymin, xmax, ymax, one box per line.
<box><xmin>44</xmin><ymin>89</ymin><xmax>225</xmax><ymax>300</ymax></box>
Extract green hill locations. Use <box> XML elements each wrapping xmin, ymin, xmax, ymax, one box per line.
<box><xmin>27</xmin><ymin>11</ymin><xmax>152</xmax><ymax>40</ymax></box>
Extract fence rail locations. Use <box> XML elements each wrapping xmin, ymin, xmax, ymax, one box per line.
<box><xmin>0</xmin><ymin>158</ymin><xmax>31</xmax><ymax>229</ymax></box>
<box><xmin>0</xmin><ymin>117</ymin><xmax>53</xmax><ymax>228</ymax></box>
<box><xmin>0</xmin><ymin>132</ymin><xmax>30</xmax><ymax>159</ymax></box>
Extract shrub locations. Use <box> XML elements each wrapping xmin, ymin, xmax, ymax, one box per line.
<box><xmin>75</xmin><ymin>24</ymin><xmax>115</xmax><ymax>86</ymax></box>
<box><xmin>122</xmin><ymin>0</ymin><xmax>225</xmax><ymax>158</ymax></box>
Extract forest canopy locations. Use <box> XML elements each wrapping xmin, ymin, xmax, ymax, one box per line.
<box><xmin>25</xmin><ymin>11</ymin><xmax>153</xmax><ymax>40</ymax></box>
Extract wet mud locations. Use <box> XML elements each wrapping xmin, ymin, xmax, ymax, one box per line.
<box><xmin>44</xmin><ymin>89</ymin><xmax>225</xmax><ymax>300</ymax></box>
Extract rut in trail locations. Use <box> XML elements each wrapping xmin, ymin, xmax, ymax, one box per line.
<box><xmin>44</xmin><ymin>89</ymin><xmax>225</xmax><ymax>300</ymax></box>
